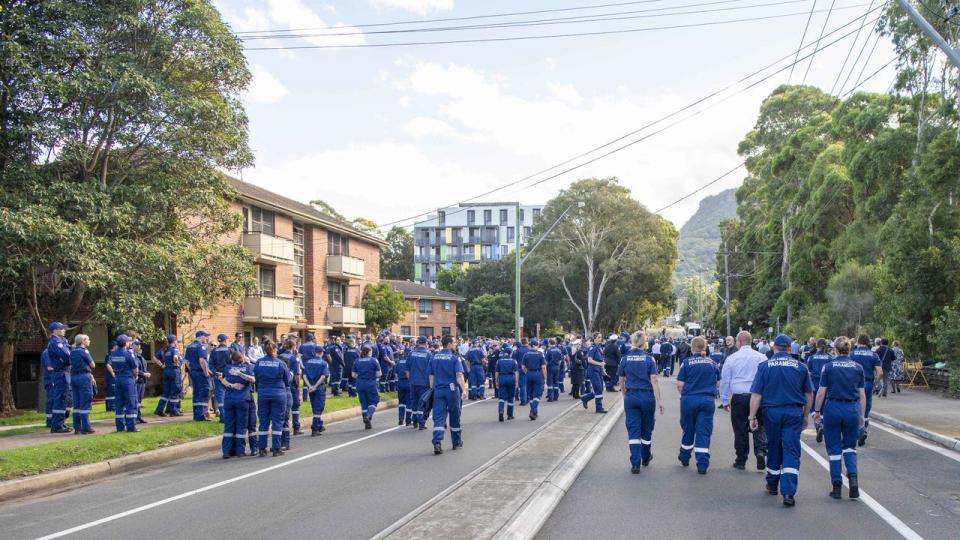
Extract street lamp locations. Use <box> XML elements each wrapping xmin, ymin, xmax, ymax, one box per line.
<box><xmin>514</xmin><ymin>201</ymin><xmax>584</xmax><ymax>338</ymax></box>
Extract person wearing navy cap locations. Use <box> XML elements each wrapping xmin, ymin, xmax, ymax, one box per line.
<box><xmin>217</xmin><ymin>351</ymin><xmax>255</xmax><ymax>458</ymax></box>
<box><xmin>69</xmin><ymin>334</ymin><xmax>96</xmax><ymax>434</ymax></box>
<box><xmin>342</xmin><ymin>337</ymin><xmax>360</xmax><ymax>397</ymax></box>
<box><xmin>395</xmin><ymin>346</ymin><xmax>412</xmax><ymax>425</ymax></box>
<box><xmin>749</xmin><ymin>334</ymin><xmax>813</xmax><ymax>507</ymax></box>
<box><xmin>209</xmin><ymin>334</ymin><xmax>231</xmax><ymax>421</ymax></box>
<box><xmin>353</xmin><ymin>343</ymin><xmax>382</xmax><ymax>430</ymax></box>
<box><xmin>579</xmin><ymin>334</ymin><xmax>608</xmax><ymax>413</ymax></box>
<box><xmin>132</xmin><ymin>340</ymin><xmax>151</xmax><ymax>424</ymax></box>
<box><xmin>430</xmin><ymin>336</ymin><xmax>467</xmax><ymax>454</ymax></box>
<box><xmin>45</xmin><ymin>322</ymin><xmax>73</xmax><ymax>433</ymax></box>
<box><xmin>465</xmin><ymin>342</ymin><xmax>486</xmax><ymax>400</ymax></box>
<box><xmin>408</xmin><ymin>336</ymin><xmax>433</xmax><ymax>429</ymax></box>
<box><xmin>618</xmin><ymin>331</ymin><xmax>664</xmax><ymax>473</ymax></box>
<box><xmin>850</xmin><ymin>335</ymin><xmax>882</xmax><ymax>446</ymax></box>
<box><xmin>512</xmin><ymin>338</ymin><xmax>530</xmax><ymax>405</ymax></box>
<box><xmin>109</xmin><ymin>335</ymin><xmax>141</xmax><ymax>432</ymax></box>
<box><xmin>496</xmin><ymin>342</ymin><xmax>519</xmax><ymax>422</ymax></box>
<box><xmin>814</xmin><ymin>336</ymin><xmax>866</xmax><ymax>500</ymax></box>
<box><xmin>185</xmin><ymin>330</ymin><xmax>212</xmax><ymax>421</ymax></box>
<box><xmin>677</xmin><ymin>336</ymin><xmax>720</xmax><ymax>474</ymax></box>
<box><xmin>103</xmin><ymin>340</ymin><xmax>118</xmax><ymax>413</ymax></box>
<box><xmin>302</xmin><ymin>342</ymin><xmax>330</xmax><ymax>436</ymax></box>
<box><xmin>545</xmin><ymin>339</ymin><xmax>564</xmax><ymax>402</ymax></box>
<box><xmin>323</xmin><ymin>336</ymin><xmax>345</xmax><ymax>397</ymax></box>
<box><xmin>521</xmin><ymin>339</ymin><xmax>547</xmax><ymax>421</ymax></box>
<box><xmin>154</xmin><ymin>335</ymin><xmax>184</xmax><ymax>416</ymax></box>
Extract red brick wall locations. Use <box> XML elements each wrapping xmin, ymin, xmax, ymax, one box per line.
<box><xmin>391</xmin><ymin>299</ymin><xmax>458</xmax><ymax>337</ymax></box>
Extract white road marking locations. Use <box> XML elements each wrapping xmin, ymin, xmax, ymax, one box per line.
<box><xmin>800</xmin><ymin>441</ymin><xmax>924</xmax><ymax>540</ymax></box>
<box><xmin>36</xmin><ymin>398</ymin><xmax>490</xmax><ymax>540</ymax></box>
<box><xmin>871</xmin><ymin>421</ymin><xmax>960</xmax><ymax>464</ymax></box>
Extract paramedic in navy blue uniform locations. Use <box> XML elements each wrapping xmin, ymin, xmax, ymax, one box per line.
<box><xmin>618</xmin><ymin>331</ymin><xmax>663</xmax><ymax>474</ymax></box>
<box><xmin>814</xmin><ymin>336</ymin><xmax>866</xmax><ymax>500</ymax></box>
<box><xmin>749</xmin><ymin>334</ymin><xmax>813</xmax><ymax>507</ymax></box>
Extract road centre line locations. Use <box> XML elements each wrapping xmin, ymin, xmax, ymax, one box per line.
<box><xmin>800</xmin><ymin>441</ymin><xmax>924</xmax><ymax>540</ymax></box>
<box><xmin>37</xmin><ymin>398</ymin><xmax>491</xmax><ymax>540</ymax></box>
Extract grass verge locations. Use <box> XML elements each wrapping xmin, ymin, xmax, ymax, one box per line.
<box><xmin>0</xmin><ymin>392</ymin><xmax>395</xmax><ymax>481</ymax></box>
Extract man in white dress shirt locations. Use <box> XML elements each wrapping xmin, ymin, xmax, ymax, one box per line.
<box><xmin>720</xmin><ymin>331</ymin><xmax>768</xmax><ymax>471</ymax></box>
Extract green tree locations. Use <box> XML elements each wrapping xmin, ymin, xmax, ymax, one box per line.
<box><xmin>381</xmin><ymin>226</ymin><xmax>413</xmax><ymax>280</ymax></box>
<box><xmin>527</xmin><ymin>178</ymin><xmax>677</xmax><ymax>334</ymax></box>
<box><xmin>677</xmin><ymin>276</ymin><xmax>718</xmax><ymax>328</ymax></box>
<box><xmin>0</xmin><ymin>0</ymin><xmax>255</xmax><ymax>413</ymax></box>
<box><xmin>362</xmin><ymin>282</ymin><xmax>411</xmax><ymax>332</ymax></box>
<box><xmin>351</xmin><ymin>217</ymin><xmax>380</xmax><ymax>234</ymax></box>
<box><xmin>466</xmin><ymin>293</ymin><xmax>513</xmax><ymax>337</ymax></box>
<box><xmin>436</xmin><ymin>264</ymin><xmax>466</xmax><ymax>293</ymax></box>
<box><xmin>309</xmin><ymin>200</ymin><xmax>347</xmax><ymax>221</ymax></box>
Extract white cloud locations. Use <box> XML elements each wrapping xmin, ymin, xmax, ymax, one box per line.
<box><xmin>370</xmin><ymin>0</ymin><xmax>454</xmax><ymax>15</ymax></box>
<box><xmin>244</xmin><ymin>64</ymin><xmax>289</xmax><ymax>103</ymax></box>
<box><xmin>393</xmin><ymin>60</ymin><xmax>765</xmax><ymax>227</ymax></box>
<box><xmin>404</xmin><ymin>116</ymin><xmax>453</xmax><ymax>137</ymax></box>
<box><xmin>221</xmin><ymin>0</ymin><xmax>365</xmax><ymax>50</ymax></box>
<box><xmin>243</xmin><ymin>141</ymin><xmax>500</xmax><ymax>225</ymax></box>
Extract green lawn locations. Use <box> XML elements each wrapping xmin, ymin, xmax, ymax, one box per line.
<box><xmin>0</xmin><ymin>392</ymin><xmax>396</xmax><ymax>481</ymax></box>
<box><xmin>0</xmin><ymin>395</ymin><xmax>172</xmax><ymax>427</ymax></box>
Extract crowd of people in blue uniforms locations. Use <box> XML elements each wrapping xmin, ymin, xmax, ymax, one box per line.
<box><xmin>41</xmin><ymin>319</ymin><xmax>882</xmax><ymax>507</ymax></box>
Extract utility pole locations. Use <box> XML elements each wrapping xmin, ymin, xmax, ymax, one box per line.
<box><xmin>723</xmin><ymin>242</ymin><xmax>731</xmax><ymax>338</ymax></box>
<box><xmin>894</xmin><ymin>0</ymin><xmax>960</xmax><ymax>68</ymax></box>
<box><xmin>514</xmin><ymin>203</ymin><xmax>521</xmax><ymax>339</ymax></box>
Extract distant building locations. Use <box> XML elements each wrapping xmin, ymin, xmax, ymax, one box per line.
<box><xmin>386</xmin><ymin>280</ymin><xmax>465</xmax><ymax>338</ymax></box>
<box><xmin>412</xmin><ymin>202</ymin><xmax>543</xmax><ymax>288</ymax></box>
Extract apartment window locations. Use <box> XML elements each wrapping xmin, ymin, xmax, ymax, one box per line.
<box><xmin>500</xmin><ymin>209</ymin><xmax>508</xmax><ymax>225</ymax></box>
<box><xmin>293</xmin><ymin>223</ymin><xmax>305</xmax><ymax>318</ymax></box>
<box><xmin>258</xmin><ymin>266</ymin><xmax>276</xmax><ymax>297</ymax></box>
<box><xmin>328</xmin><ymin>280</ymin><xmax>346</xmax><ymax>306</ymax></box>
<box><xmin>419</xmin><ymin>299</ymin><xmax>433</xmax><ymax>314</ymax></box>
<box><xmin>519</xmin><ymin>209</ymin><xmax>525</xmax><ymax>223</ymax></box>
<box><xmin>533</xmin><ymin>208</ymin><xmax>541</xmax><ymax>221</ymax></box>
<box><xmin>250</xmin><ymin>206</ymin><xmax>275</xmax><ymax>236</ymax></box>
<box><xmin>420</xmin><ymin>326</ymin><xmax>434</xmax><ymax>337</ymax></box>
<box><xmin>500</xmin><ymin>245</ymin><xmax>507</xmax><ymax>256</ymax></box>
<box><xmin>507</xmin><ymin>227</ymin><xmax>515</xmax><ymax>242</ymax></box>
<box><xmin>443</xmin><ymin>301</ymin><xmax>451</xmax><ymax>311</ymax></box>
<box><xmin>482</xmin><ymin>245</ymin><xmax>492</xmax><ymax>260</ymax></box>
<box><xmin>328</xmin><ymin>231</ymin><xmax>349</xmax><ymax>256</ymax></box>
<box><xmin>442</xmin><ymin>327</ymin><xmax>451</xmax><ymax>336</ymax></box>
<box><xmin>467</xmin><ymin>210</ymin><xmax>475</xmax><ymax>224</ymax></box>
<box><xmin>524</xmin><ymin>227</ymin><xmax>532</xmax><ymax>241</ymax></box>
<box><xmin>401</xmin><ymin>326</ymin><xmax>412</xmax><ymax>336</ymax></box>
<box><xmin>483</xmin><ymin>209</ymin><xmax>492</xmax><ymax>224</ymax></box>
<box><xmin>438</xmin><ymin>210</ymin><xmax>446</xmax><ymax>226</ymax></box>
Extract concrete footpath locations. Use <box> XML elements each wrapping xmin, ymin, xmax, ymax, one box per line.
<box><xmin>869</xmin><ymin>387</ymin><xmax>960</xmax><ymax>451</ymax></box>
<box><xmin>0</xmin><ymin>399</ymin><xmax>398</xmax><ymax>504</ymax></box>
<box><xmin>0</xmin><ymin>414</ymin><xmax>194</xmax><ymax>451</ymax></box>
<box><xmin>375</xmin><ymin>394</ymin><xmax>624</xmax><ymax>540</ymax></box>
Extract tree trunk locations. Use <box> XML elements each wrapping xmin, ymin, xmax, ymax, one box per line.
<box><xmin>0</xmin><ymin>316</ymin><xmax>17</xmax><ymax>415</ymax></box>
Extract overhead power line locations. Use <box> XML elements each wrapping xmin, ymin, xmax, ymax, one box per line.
<box><xmin>376</xmin><ymin>6</ymin><xmax>885</xmax><ymax>230</ymax></box>
<box><xmin>234</xmin><ymin>0</ymin><xmax>670</xmax><ymax>34</ymax></box>
<box><xmin>245</xmin><ymin>4</ymin><xmax>873</xmax><ymax>50</ymax></box>
<box><xmin>830</xmin><ymin>0</ymin><xmax>878</xmax><ymax>94</ymax></box>
<box><xmin>239</xmin><ymin>0</ymin><xmax>808</xmax><ymax>40</ymax></box>
<box><xmin>788</xmin><ymin>0</ymin><xmax>819</xmax><ymax>82</ymax></box>
<box><xmin>801</xmin><ymin>0</ymin><xmax>839</xmax><ymax>83</ymax></box>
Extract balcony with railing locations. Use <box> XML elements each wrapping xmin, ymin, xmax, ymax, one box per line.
<box><xmin>328</xmin><ymin>305</ymin><xmax>365</xmax><ymax>327</ymax></box>
<box><xmin>327</xmin><ymin>254</ymin><xmax>365</xmax><ymax>280</ymax></box>
<box><xmin>243</xmin><ymin>294</ymin><xmax>296</xmax><ymax>324</ymax></box>
<box><xmin>415</xmin><ymin>254</ymin><xmax>439</xmax><ymax>263</ymax></box>
<box><xmin>242</xmin><ymin>232</ymin><xmax>294</xmax><ymax>264</ymax></box>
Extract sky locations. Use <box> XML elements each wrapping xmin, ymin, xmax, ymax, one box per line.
<box><xmin>214</xmin><ymin>0</ymin><xmax>896</xmax><ymax>230</ymax></box>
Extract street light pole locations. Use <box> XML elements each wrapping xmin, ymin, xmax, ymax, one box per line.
<box><xmin>515</xmin><ymin>204</ymin><xmax>522</xmax><ymax>338</ymax></box>
<box><xmin>514</xmin><ymin>201</ymin><xmax>583</xmax><ymax>339</ymax></box>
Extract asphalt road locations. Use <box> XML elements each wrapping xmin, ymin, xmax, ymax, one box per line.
<box><xmin>0</xmin><ymin>394</ymin><xmax>571</xmax><ymax>540</ymax></box>
<box><xmin>538</xmin><ymin>381</ymin><xmax>960</xmax><ymax>540</ymax></box>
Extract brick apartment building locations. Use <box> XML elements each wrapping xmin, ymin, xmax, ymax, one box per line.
<box><xmin>386</xmin><ymin>280</ymin><xmax>464</xmax><ymax>338</ymax></box>
<box><xmin>7</xmin><ymin>178</ymin><xmax>384</xmax><ymax>409</ymax></box>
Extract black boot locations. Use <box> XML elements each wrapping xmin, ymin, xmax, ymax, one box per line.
<box><xmin>848</xmin><ymin>473</ymin><xmax>859</xmax><ymax>499</ymax></box>
<box><xmin>499</xmin><ymin>413</ymin><xmax>504</xmax><ymax>422</ymax></box>
<box><xmin>433</xmin><ymin>442</ymin><xmax>443</xmax><ymax>455</ymax></box>
<box><xmin>829</xmin><ymin>481</ymin><xmax>842</xmax><ymax>500</ymax></box>
<box><xmin>258</xmin><ymin>449</ymin><xmax>267</xmax><ymax>457</ymax></box>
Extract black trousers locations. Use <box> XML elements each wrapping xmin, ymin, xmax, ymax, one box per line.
<box><xmin>731</xmin><ymin>393</ymin><xmax>767</xmax><ymax>463</ymax></box>
<box><xmin>604</xmin><ymin>363</ymin><xmax>619</xmax><ymax>390</ymax></box>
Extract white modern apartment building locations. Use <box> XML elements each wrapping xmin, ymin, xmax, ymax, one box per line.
<box><xmin>413</xmin><ymin>202</ymin><xmax>544</xmax><ymax>288</ymax></box>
